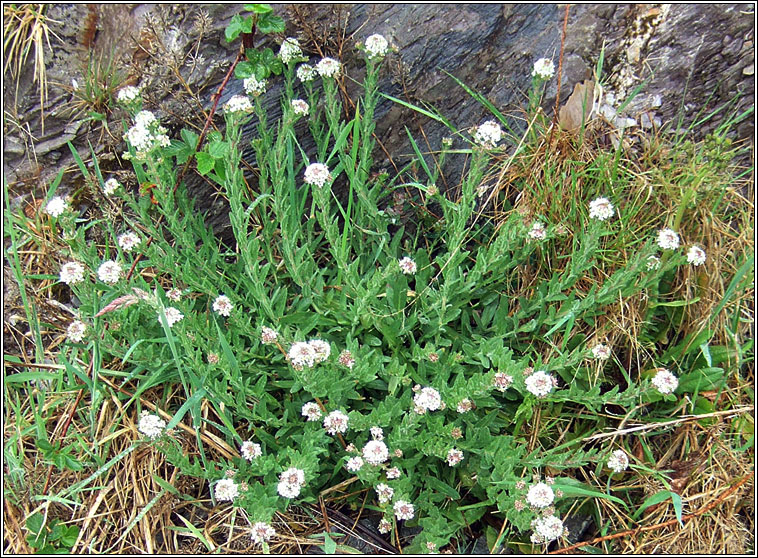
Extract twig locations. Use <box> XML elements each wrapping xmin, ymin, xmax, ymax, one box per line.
<box><xmin>550</xmin><ymin>470</ymin><xmax>754</xmax><ymax>554</ymax></box>
<box><xmin>547</xmin><ymin>4</ymin><xmax>570</xmax><ymax>146</ymax></box>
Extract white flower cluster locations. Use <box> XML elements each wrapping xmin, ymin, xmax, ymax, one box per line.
<box><xmin>588</xmin><ymin>196</ymin><xmax>615</xmax><ymax>221</ymax></box>
<box><xmin>301</xmin><ymin>401</ymin><xmax>322</xmax><ymax>421</ymax></box>
<box><xmin>116</xmin><ymin>85</ymin><xmax>141</xmax><ymax>103</ymax></box>
<box><xmin>214</xmin><ymin>478</ymin><xmax>239</xmax><ymax>502</ymax></box>
<box><xmin>526</xmin><ymin>482</ymin><xmax>555</xmax><ymax>508</ymax></box>
<box><xmin>250</xmin><ymin>522</ymin><xmax>276</xmax><ymax>545</ymax></box>
<box><xmin>288</xmin><ymin>339</ymin><xmax>330</xmax><ymax>368</ymax></box>
<box><xmin>338</xmin><ymin>349</ymin><xmax>355</xmax><ymax>369</ymax></box>
<box><xmin>393</xmin><ymin>500</ymin><xmax>415</xmax><ymax>521</ymax></box>
<box><xmin>413</xmin><ymin>386</ymin><xmax>442</xmax><ymax>414</ymax></box>
<box><xmin>316</xmin><ymin>57</ymin><xmax>341</xmax><ymax>78</ymax></box>
<box><xmin>261</xmin><ymin>326</ymin><xmax>278</xmax><ymax>344</ymax></box>
<box><xmin>530</xmin><ymin>514</ymin><xmax>565</xmax><ymax>544</ymax></box>
<box><xmin>166</xmin><ymin>288</ymin><xmax>182</xmax><ymax>302</ymax></box>
<box><xmin>345</xmin><ymin>456</ymin><xmax>364</xmax><ymax>472</ymax></box>
<box><xmin>446</xmin><ymin>448</ymin><xmax>464</xmax><ymax>466</ymax></box>
<box><xmin>493</xmin><ymin>372</ymin><xmax>514</xmax><ymax>392</ymax></box>
<box><xmin>525</xmin><ymin>370</ymin><xmax>557</xmax><ymax>398</ymax></box>
<box><xmin>323</xmin><ymin>410</ymin><xmax>349</xmax><ymax>435</ymax></box>
<box><xmin>277</xmin><ymin>467</ymin><xmax>306</xmax><ymax>499</ymax></box>
<box><xmin>279</xmin><ymin>37</ymin><xmax>303</xmax><ymax>64</ymax></box>
<box><xmin>224</xmin><ymin>94</ymin><xmax>253</xmax><ymax>115</ymax></box>
<box><xmin>297</xmin><ymin>64</ymin><xmax>317</xmax><ymax>82</ymax></box>
<box><xmin>473</xmin><ymin>120</ymin><xmax>503</xmax><ymax>147</ymax></box>
<box><xmin>103</xmin><ymin>177</ymin><xmax>121</xmax><ymax>195</ymax></box>
<box><xmin>398</xmin><ymin>256</ymin><xmax>417</xmax><ymax>275</ymax></box>
<box><xmin>303</xmin><ymin>163</ymin><xmax>332</xmax><ymax>187</ymax></box>
<box><xmin>124</xmin><ymin>110</ymin><xmax>170</xmax><ymax>160</ymax></box>
<box><xmin>652</xmin><ymin>368</ymin><xmax>678</xmax><ymax>395</ymax></box>
<box><xmin>362</xmin><ymin>440</ymin><xmax>389</xmax><ymax>465</ymax></box>
<box><xmin>607</xmin><ymin>449</ymin><xmax>629</xmax><ymax>473</ymax></box>
<box><xmin>60</xmin><ymin>261</ymin><xmax>86</xmax><ymax>285</ymax></box>
<box><xmin>138</xmin><ymin>410</ymin><xmax>166</xmax><ymax>439</ymax></box>
<box><xmin>592</xmin><ymin>343</ymin><xmax>611</xmax><ymax>360</ymax></box>
<box><xmin>532</xmin><ymin>58</ymin><xmax>555</xmax><ymax>80</ymax></box>
<box><xmin>213</xmin><ymin>294</ymin><xmax>233</xmax><ymax>317</ymax></box>
<box><xmin>687</xmin><ymin>245</ymin><xmax>706</xmax><ymax>266</ymax></box>
<box><xmin>118</xmin><ymin>231</ymin><xmax>141</xmax><ymax>252</ymax></box>
<box><xmin>241</xmin><ymin>441</ymin><xmax>262</xmax><ymax>461</ymax></box>
<box><xmin>375</xmin><ymin>483</ymin><xmax>394</xmax><ymax>504</ymax></box>
<box><xmin>656</xmin><ymin>228</ymin><xmax>680</xmax><ymax>250</ymax></box>
<box><xmin>291</xmin><ymin>99</ymin><xmax>309</xmax><ymax>116</ymax></box>
<box><xmin>529</xmin><ymin>221</ymin><xmax>547</xmax><ymax>240</ymax></box>
<box><xmin>243</xmin><ymin>75</ymin><xmax>267</xmax><ymax>97</ymax></box>
<box><xmin>46</xmin><ymin>196</ymin><xmax>68</xmax><ymax>218</ymax></box>
<box><xmin>162</xmin><ymin>307</ymin><xmax>184</xmax><ymax>327</ymax></box>
<box><xmin>67</xmin><ymin>320</ymin><xmax>87</xmax><ymax>343</ymax></box>
<box><xmin>97</xmin><ymin>260</ymin><xmax>122</xmax><ymax>284</ymax></box>
<box><xmin>364</xmin><ymin>33</ymin><xmax>389</xmax><ymax>59</ymax></box>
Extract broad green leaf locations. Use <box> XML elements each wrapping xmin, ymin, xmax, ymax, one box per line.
<box><xmin>196</xmin><ymin>152</ymin><xmax>215</xmax><ymax>175</ymax></box>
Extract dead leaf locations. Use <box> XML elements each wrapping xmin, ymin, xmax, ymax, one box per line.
<box><xmin>559</xmin><ymin>80</ymin><xmax>597</xmax><ymax>132</ymax></box>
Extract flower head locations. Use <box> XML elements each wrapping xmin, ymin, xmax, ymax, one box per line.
<box><xmin>493</xmin><ymin>372</ymin><xmax>514</xmax><ymax>392</ymax></box>
<box><xmin>278</xmin><ymin>37</ymin><xmax>303</xmax><ymax>64</ymax></box>
<box><xmin>588</xmin><ymin>197</ymin><xmax>615</xmax><ymax>221</ymax></box>
<box><xmin>224</xmin><ymin>94</ymin><xmax>253</xmax><ymax>115</ymax></box>
<box><xmin>309</xmin><ymin>339</ymin><xmax>331</xmax><ymax>363</ymax></box>
<box><xmin>46</xmin><ymin>196</ymin><xmax>68</xmax><ymax>218</ymax></box>
<box><xmin>393</xmin><ymin>500</ymin><xmax>415</xmax><ymax>521</ymax></box>
<box><xmin>214</xmin><ymin>478</ymin><xmax>239</xmax><ymax>502</ymax></box>
<box><xmin>303</xmin><ymin>163</ymin><xmax>332</xmax><ymax>187</ymax></box>
<box><xmin>651</xmin><ymin>368</ymin><xmax>678</xmax><ymax>395</ymax></box>
<box><xmin>446</xmin><ymin>448</ymin><xmax>464</xmax><ymax>466</ymax></box>
<box><xmin>473</xmin><ymin>120</ymin><xmax>503</xmax><ymax>147</ymax></box>
<box><xmin>345</xmin><ymin>456</ymin><xmax>364</xmax><ymax>472</ymax></box>
<box><xmin>687</xmin><ymin>245</ymin><xmax>706</xmax><ymax>266</ymax></box>
<box><xmin>291</xmin><ymin>99</ymin><xmax>309</xmax><ymax>116</ymax></box>
<box><xmin>370</xmin><ymin>426</ymin><xmax>384</xmax><ymax>441</ymax></box>
<box><xmin>250</xmin><ymin>522</ymin><xmax>276</xmax><ymax>545</ymax></box>
<box><xmin>288</xmin><ymin>341</ymin><xmax>317</xmax><ymax>368</ymax></box>
<box><xmin>138</xmin><ymin>410</ymin><xmax>166</xmax><ymax>439</ymax></box>
<box><xmin>592</xmin><ymin>343</ymin><xmax>611</xmax><ymax>360</ymax></box>
<box><xmin>103</xmin><ymin>177</ymin><xmax>121</xmax><ymax>195</ymax></box>
<box><xmin>166</xmin><ymin>288</ymin><xmax>182</xmax><ymax>302</ymax></box>
<box><xmin>60</xmin><ymin>262</ymin><xmax>86</xmax><ymax>285</ymax></box>
<box><xmin>213</xmin><ymin>294</ymin><xmax>233</xmax><ymax>317</ymax></box>
<box><xmin>362</xmin><ymin>440</ymin><xmax>389</xmax><ymax>465</ymax></box>
<box><xmin>529</xmin><ymin>221</ymin><xmax>547</xmax><ymax>240</ymax></box>
<box><xmin>413</xmin><ymin>386</ymin><xmax>442</xmax><ymax>413</ymax></box>
<box><xmin>241</xmin><ymin>441</ymin><xmax>262</xmax><ymax>461</ymax></box>
<box><xmin>97</xmin><ymin>260</ymin><xmax>122</xmax><ymax>284</ymax></box>
<box><xmin>531</xmin><ymin>514</ymin><xmax>565</xmax><ymax>544</ymax></box>
<box><xmin>277</xmin><ymin>467</ymin><xmax>306</xmax><ymax>499</ymax></box>
<box><xmin>657</xmin><ymin>228</ymin><xmax>680</xmax><ymax>250</ymax></box>
<box><xmin>526</xmin><ymin>482</ymin><xmax>555</xmax><ymax>508</ymax></box>
<box><xmin>364</xmin><ymin>34</ymin><xmax>389</xmax><ymax>59</ymax></box>
<box><xmin>398</xmin><ymin>257</ymin><xmax>417</xmax><ymax>275</ymax></box>
<box><xmin>261</xmin><ymin>326</ymin><xmax>279</xmax><ymax>344</ymax></box>
<box><xmin>525</xmin><ymin>370</ymin><xmax>557</xmax><ymax>398</ymax></box>
<box><xmin>301</xmin><ymin>401</ymin><xmax>322</xmax><ymax>421</ymax></box>
<box><xmin>338</xmin><ymin>349</ymin><xmax>355</xmax><ymax>369</ymax></box>
<box><xmin>386</xmin><ymin>466</ymin><xmax>402</xmax><ymax>479</ymax></box>
<box><xmin>323</xmin><ymin>410</ymin><xmax>349</xmax><ymax>435</ymax></box>
<box><xmin>378</xmin><ymin>519</ymin><xmax>392</xmax><ymax>534</ymax></box>
<box><xmin>124</xmin><ymin>111</ymin><xmax>170</xmax><ymax>160</ymax></box>
<box><xmin>118</xmin><ymin>231</ymin><xmax>141</xmax><ymax>252</ymax></box>
<box><xmin>162</xmin><ymin>307</ymin><xmax>184</xmax><ymax>327</ymax></box>
<box><xmin>532</xmin><ymin>58</ymin><xmax>555</xmax><ymax>80</ymax></box>
<box><xmin>243</xmin><ymin>75</ymin><xmax>267</xmax><ymax>97</ymax></box>
<box><xmin>316</xmin><ymin>57</ymin><xmax>341</xmax><ymax>78</ymax></box>
<box><xmin>117</xmin><ymin>85</ymin><xmax>141</xmax><ymax>103</ymax></box>
<box><xmin>375</xmin><ymin>483</ymin><xmax>394</xmax><ymax>504</ymax></box>
<box><xmin>66</xmin><ymin>320</ymin><xmax>87</xmax><ymax>343</ymax></box>
<box><xmin>296</xmin><ymin>64</ymin><xmax>317</xmax><ymax>82</ymax></box>
<box><xmin>607</xmin><ymin>449</ymin><xmax>629</xmax><ymax>473</ymax></box>
<box><xmin>456</xmin><ymin>399</ymin><xmax>473</xmax><ymax>413</ymax></box>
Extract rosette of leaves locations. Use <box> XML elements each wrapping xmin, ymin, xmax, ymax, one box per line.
<box><xmin>226</xmin><ymin>4</ymin><xmax>286</xmax><ymax>80</ymax></box>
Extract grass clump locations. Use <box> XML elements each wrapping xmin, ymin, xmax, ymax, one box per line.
<box><xmin>3</xmin><ymin>4</ymin><xmax>753</xmax><ymax>554</ymax></box>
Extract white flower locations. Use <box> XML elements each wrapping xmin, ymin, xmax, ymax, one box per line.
<box><xmin>588</xmin><ymin>197</ymin><xmax>615</xmax><ymax>221</ymax></box>
<box><xmin>250</xmin><ymin>522</ymin><xmax>276</xmax><ymax>545</ymax></box>
<box><xmin>224</xmin><ymin>94</ymin><xmax>253</xmax><ymax>114</ymax></box>
<box><xmin>303</xmin><ymin>163</ymin><xmax>332</xmax><ymax>187</ymax></box>
<box><xmin>413</xmin><ymin>386</ymin><xmax>442</xmax><ymax>413</ymax></box>
<box><xmin>213</xmin><ymin>294</ymin><xmax>233</xmax><ymax>317</ymax></box>
<box><xmin>261</xmin><ymin>326</ymin><xmax>278</xmax><ymax>344</ymax></box>
<box><xmin>526</xmin><ymin>482</ymin><xmax>555</xmax><ymax>508</ymax></box>
<box><xmin>386</xmin><ymin>467</ymin><xmax>402</xmax><ymax>480</ymax></box>
<box><xmin>316</xmin><ymin>57</ymin><xmax>341</xmax><ymax>78</ymax></box>
<box><xmin>289</xmin><ymin>341</ymin><xmax>317</xmax><ymax>368</ymax></box>
<box><xmin>97</xmin><ymin>260</ymin><xmax>122</xmax><ymax>284</ymax></box>
<box><xmin>532</xmin><ymin>58</ymin><xmax>555</xmax><ymax>80</ymax></box>
<box><xmin>531</xmin><ymin>514</ymin><xmax>564</xmax><ymax>544</ymax></box>
<box><xmin>338</xmin><ymin>349</ymin><xmax>355</xmax><ymax>369</ymax></box>
<box><xmin>138</xmin><ymin>411</ymin><xmax>166</xmax><ymax>439</ymax></box>
<box><xmin>364</xmin><ymin>33</ymin><xmax>389</xmax><ymax>59</ymax></box>
<box><xmin>493</xmin><ymin>372</ymin><xmax>514</xmax><ymax>392</ymax></box>
<box><xmin>652</xmin><ymin>368</ymin><xmax>678</xmax><ymax>395</ymax></box>
<box><xmin>301</xmin><ymin>402</ymin><xmax>322</xmax><ymax>421</ymax></box>
<box><xmin>291</xmin><ymin>99</ymin><xmax>309</xmax><ymax>116</ymax></box>
<box><xmin>362</xmin><ymin>440</ymin><xmax>389</xmax><ymax>465</ymax></box>
<box><xmin>345</xmin><ymin>456</ymin><xmax>364</xmax><ymax>472</ymax></box>
<box><xmin>323</xmin><ymin>410</ymin><xmax>349</xmax><ymax>435</ymax></box>
<box><xmin>525</xmin><ymin>370</ymin><xmax>556</xmax><ymax>398</ymax></box>
<box><xmin>243</xmin><ymin>75</ymin><xmax>267</xmax><ymax>97</ymax></box>
<box><xmin>214</xmin><ymin>478</ymin><xmax>239</xmax><ymax>502</ymax></box>
<box><xmin>296</xmin><ymin>63</ymin><xmax>317</xmax><ymax>82</ymax></box>
<box><xmin>375</xmin><ymin>483</ymin><xmax>394</xmax><ymax>504</ymax></box>
<box><xmin>370</xmin><ymin>426</ymin><xmax>384</xmax><ymax>441</ymax></box>
<box><xmin>393</xmin><ymin>500</ymin><xmax>415</xmax><ymax>521</ymax></box>
<box><xmin>277</xmin><ymin>467</ymin><xmax>305</xmax><ymax>499</ymax></box>
<box><xmin>46</xmin><ymin>196</ymin><xmax>68</xmax><ymax>218</ymax></box>
<box><xmin>277</xmin><ymin>480</ymin><xmax>301</xmax><ymax>499</ymax></box>
<box><xmin>279</xmin><ymin>37</ymin><xmax>303</xmax><ymax>64</ymax></box>
<box><xmin>687</xmin><ymin>245</ymin><xmax>706</xmax><ymax>266</ymax></box>
<box><xmin>456</xmin><ymin>399</ymin><xmax>473</xmax><ymax>413</ymax></box>
<box><xmin>60</xmin><ymin>262</ymin><xmax>86</xmax><ymax>285</ymax></box>
<box><xmin>473</xmin><ymin>120</ymin><xmax>503</xmax><ymax>147</ymax></box>
<box><xmin>592</xmin><ymin>343</ymin><xmax>611</xmax><ymax>360</ymax></box>
<box><xmin>134</xmin><ymin>110</ymin><xmax>157</xmax><ymax>127</ymax></box>
<box><xmin>378</xmin><ymin>519</ymin><xmax>392</xmax><ymax>534</ymax></box>
<box><xmin>657</xmin><ymin>228</ymin><xmax>680</xmax><ymax>250</ymax></box>
<box><xmin>529</xmin><ymin>221</ymin><xmax>547</xmax><ymax>240</ymax></box>
<box><xmin>309</xmin><ymin>339</ymin><xmax>331</xmax><ymax>362</ymax></box>
<box><xmin>398</xmin><ymin>257</ymin><xmax>417</xmax><ymax>275</ymax></box>
<box><xmin>118</xmin><ymin>232</ymin><xmax>141</xmax><ymax>252</ymax></box>
<box><xmin>446</xmin><ymin>448</ymin><xmax>464</xmax><ymax>466</ymax></box>
<box><xmin>66</xmin><ymin>320</ymin><xmax>87</xmax><ymax>343</ymax></box>
<box><xmin>607</xmin><ymin>449</ymin><xmax>629</xmax><ymax>473</ymax></box>
<box><xmin>103</xmin><ymin>177</ymin><xmax>121</xmax><ymax>195</ymax></box>
<box><xmin>117</xmin><ymin>85</ymin><xmax>141</xmax><ymax>103</ymax></box>
<box><xmin>241</xmin><ymin>441</ymin><xmax>262</xmax><ymax>461</ymax></box>
<box><xmin>166</xmin><ymin>288</ymin><xmax>182</xmax><ymax>302</ymax></box>
<box><xmin>162</xmin><ymin>307</ymin><xmax>184</xmax><ymax>327</ymax></box>
<box><xmin>646</xmin><ymin>255</ymin><xmax>661</xmax><ymax>270</ymax></box>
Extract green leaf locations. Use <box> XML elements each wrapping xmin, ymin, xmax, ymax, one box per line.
<box><xmin>323</xmin><ymin>532</ymin><xmax>337</xmax><ymax>555</ymax></box>
<box><xmin>196</xmin><ymin>152</ymin><xmax>215</xmax><ymax>176</ymax></box>
<box><xmin>208</xmin><ymin>140</ymin><xmax>229</xmax><ymax>159</ymax></box>
<box><xmin>245</xmin><ymin>3</ymin><xmax>272</xmax><ymax>13</ymax></box>
<box><xmin>426</xmin><ymin>476</ymin><xmax>460</xmax><ymax>500</ymax></box>
<box><xmin>234</xmin><ymin>61</ymin><xmax>255</xmax><ymax>79</ymax></box>
<box><xmin>553</xmin><ymin>478</ymin><xmax>627</xmax><ymax>508</ymax></box>
<box><xmin>257</xmin><ymin>12</ymin><xmax>285</xmax><ymax>34</ymax></box>
<box><xmin>633</xmin><ymin>489</ymin><xmax>672</xmax><ymax>519</ymax></box>
<box><xmin>25</xmin><ymin>512</ymin><xmax>44</xmax><ymax>536</ymax></box>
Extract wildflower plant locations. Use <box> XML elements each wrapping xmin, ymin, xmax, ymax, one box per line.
<box><xmin>24</xmin><ymin>4</ymin><xmax>751</xmax><ymax>554</ymax></box>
